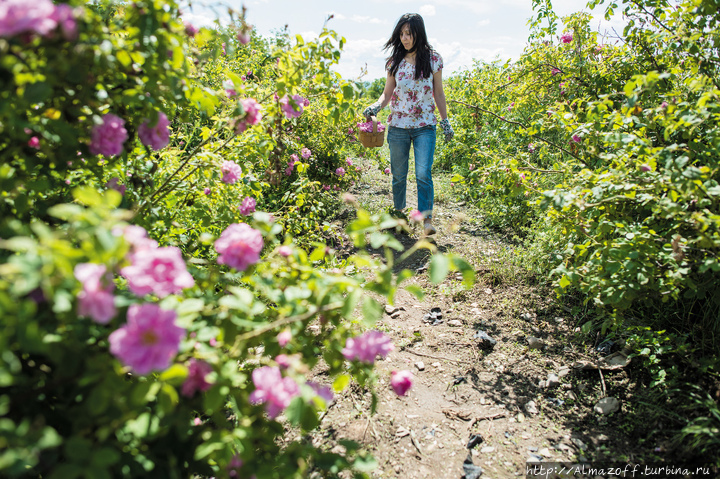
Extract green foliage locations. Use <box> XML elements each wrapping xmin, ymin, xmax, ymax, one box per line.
<box><xmin>439</xmin><ymin>0</ymin><xmax>720</xmax><ymax>460</ymax></box>
<box><xmin>0</xmin><ymin>3</ymin><xmax>472</xmax><ymax>478</ymax></box>
<box><xmin>441</xmin><ymin>0</ymin><xmax>720</xmax><ymax>347</ymax></box>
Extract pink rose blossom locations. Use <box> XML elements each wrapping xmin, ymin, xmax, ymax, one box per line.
<box><xmin>204</xmin><ymin>187</ymin><xmax>211</xmax><ymax>195</ymax></box>
<box><xmin>409</xmin><ymin>210</ymin><xmax>424</xmax><ymax>223</ymax></box>
<box><xmin>138</xmin><ymin>111</ymin><xmax>171</xmax><ymax>150</ymax></box>
<box><xmin>221</xmin><ymin>161</ymin><xmax>242</xmax><ymax>184</ymax></box>
<box><xmin>89</xmin><ymin>114</ymin><xmax>128</xmax><ymax>157</ymax></box>
<box><xmin>571</xmin><ymin>134</ymin><xmax>581</xmax><ymax>143</ymax></box>
<box><xmin>342</xmin><ymin>330</ymin><xmax>394</xmax><ymax>364</ymax></box>
<box><xmin>106</xmin><ymin>177</ymin><xmax>126</xmax><ymax>195</ymax></box>
<box><xmin>214</xmin><ymin>223</ymin><xmax>264</xmax><ymax>271</ymax></box>
<box><xmin>27</xmin><ymin>136</ymin><xmax>40</xmax><ymax>149</ymax></box>
<box><xmin>551</xmin><ymin>68</ymin><xmax>561</xmax><ymax>76</ymax></box>
<box><xmin>74</xmin><ymin>263</ymin><xmax>116</xmax><ymax>324</ymax></box>
<box><xmin>249</xmin><ymin>366</ymin><xmax>300</xmax><ymax>418</ymax></box>
<box><xmin>119</xmin><ymin>225</ymin><xmax>158</xmax><ymax>256</ymax></box>
<box><xmin>185</xmin><ymin>22</ymin><xmax>198</xmax><ymax>37</ymax></box>
<box><xmin>181</xmin><ymin>358</ymin><xmax>214</xmax><ymax>397</ymax></box>
<box><xmin>289</xmin><ymin>153</ymin><xmax>299</xmax><ymax>164</ymax></box>
<box><xmin>193</xmin><ymin>417</ymin><xmax>202</xmax><ymax>426</ymax></box>
<box><xmin>390</xmin><ymin>370</ymin><xmax>413</xmax><ymax>396</ymax></box>
<box><xmin>335</xmin><ymin>167</ymin><xmax>345</xmax><ymax>177</ymax></box>
<box><xmin>280</xmin><ymin>94</ymin><xmax>309</xmax><ymax>119</ymax></box>
<box><xmin>228</xmin><ymin>454</ymin><xmax>243</xmax><ymax>478</ymax></box>
<box><xmin>121</xmin><ymin>246</ymin><xmax>195</xmax><ymax>298</ymax></box>
<box><xmin>384</xmin><ymin>168</ymin><xmax>390</xmax><ymax>175</ymax></box>
<box><xmin>108</xmin><ymin>303</ymin><xmax>185</xmax><ymax>375</ymax></box>
<box><xmin>528</xmin><ymin>143</ymin><xmax>535</xmax><ymax>153</ymax></box>
<box><xmin>236</xmin><ymin>98</ymin><xmax>262</xmax><ymax>133</ymax></box>
<box><xmin>223</xmin><ymin>80</ymin><xmax>237</xmax><ymax>98</ymax></box>
<box><xmin>284</xmin><ymin>165</ymin><xmax>294</xmax><ymax>176</ymax></box>
<box><xmin>277</xmin><ymin>245</ymin><xmax>292</xmax><ymax>257</ymax></box>
<box><xmin>300</xmin><ymin>148</ymin><xmax>311</xmax><ymax>159</ymax></box>
<box><xmin>275</xmin><ymin>354</ymin><xmax>292</xmax><ymax>368</ymax></box>
<box><xmin>640</xmin><ymin>164</ymin><xmax>652</xmax><ymax>172</ymax></box>
<box><xmin>239</xmin><ymin>196</ymin><xmax>256</xmax><ymax>215</ymax></box>
<box><xmin>237</xmin><ymin>30</ymin><xmax>250</xmax><ymax>44</ymax></box>
<box><xmin>307</xmin><ymin>381</ymin><xmax>334</xmax><ymax>404</ymax></box>
<box><xmin>346</xmin><ymin>158</ymin><xmax>353</xmax><ymax>166</ymax></box>
<box><xmin>277</xmin><ymin>329</ymin><xmax>292</xmax><ymax>347</ymax></box>
<box><xmin>50</xmin><ymin>4</ymin><xmax>78</xmax><ymax>40</ymax></box>
<box><xmin>560</xmin><ymin>32</ymin><xmax>573</xmax><ymax>43</ymax></box>
<box><xmin>0</xmin><ymin>0</ymin><xmax>56</xmax><ymax>37</ymax></box>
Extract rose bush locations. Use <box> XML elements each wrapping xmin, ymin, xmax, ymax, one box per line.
<box><xmin>0</xmin><ymin>2</ymin><xmax>476</xmax><ymax>478</ymax></box>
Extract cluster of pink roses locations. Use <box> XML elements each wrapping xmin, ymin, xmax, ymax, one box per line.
<box><xmin>560</xmin><ymin>32</ymin><xmax>573</xmax><ymax>44</ymax></box>
<box><xmin>279</xmin><ymin>94</ymin><xmax>309</xmax><ymax>119</ymax></box>
<box><xmin>214</xmin><ymin>222</ymin><xmax>264</xmax><ymax>271</ymax></box>
<box><xmin>239</xmin><ymin>196</ymin><xmax>257</xmax><ymax>216</ymax></box>
<box><xmin>285</xmin><ymin>154</ymin><xmax>298</xmax><ymax>176</ymax></box>
<box><xmin>249</xmin><ymin>366</ymin><xmax>334</xmax><ymax>419</ymax></box>
<box><xmin>90</xmin><ymin>111</ymin><xmax>170</xmax><ymax>157</ymax></box>
<box><xmin>221</xmin><ymin>160</ymin><xmax>242</xmax><ymax>184</ymax></box>
<box><xmin>0</xmin><ymin>0</ymin><xmax>80</xmax><ymax>40</ymax></box>
<box><xmin>235</xmin><ymin>98</ymin><xmax>262</xmax><ymax>133</ymax></box>
<box><xmin>138</xmin><ymin>112</ymin><xmax>171</xmax><ymax>151</ymax></box>
<box><xmin>357</xmin><ymin>120</ymin><xmax>386</xmax><ymax>133</ymax></box>
<box><xmin>340</xmin><ymin>331</ymin><xmax>414</xmax><ymax>396</ymax></box>
<box><xmin>342</xmin><ymin>330</ymin><xmax>394</xmax><ymax>364</ymax></box>
<box><xmin>73</xmin><ymin>225</ymin><xmax>196</xmax><ymax>376</ymax></box>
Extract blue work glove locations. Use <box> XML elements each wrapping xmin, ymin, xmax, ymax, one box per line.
<box><xmin>363</xmin><ymin>102</ymin><xmax>382</xmax><ymax>119</ymax></box>
<box><xmin>439</xmin><ymin>118</ymin><xmax>454</xmax><ymax>142</ymax></box>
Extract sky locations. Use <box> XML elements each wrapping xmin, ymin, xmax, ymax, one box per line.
<box><xmin>184</xmin><ymin>0</ymin><xmax>627</xmax><ymax>82</ymax></box>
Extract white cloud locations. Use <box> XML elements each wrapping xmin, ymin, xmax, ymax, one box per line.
<box><xmin>181</xmin><ymin>11</ymin><xmax>217</xmax><ymax>28</ymax></box>
<box><xmin>351</xmin><ymin>15</ymin><xmax>386</xmax><ymax>24</ymax></box>
<box><xmin>419</xmin><ymin>5</ymin><xmax>436</xmax><ymax>16</ymax></box>
<box><xmin>477</xmin><ymin>19</ymin><xmax>490</xmax><ymax>26</ymax></box>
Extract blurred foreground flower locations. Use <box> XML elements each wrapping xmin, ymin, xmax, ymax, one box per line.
<box><xmin>109</xmin><ymin>304</ymin><xmax>185</xmax><ymax>375</ymax></box>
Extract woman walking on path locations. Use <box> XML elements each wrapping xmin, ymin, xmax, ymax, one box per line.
<box><xmin>363</xmin><ymin>13</ymin><xmax>454</xmax><ymax>235</ymax></box>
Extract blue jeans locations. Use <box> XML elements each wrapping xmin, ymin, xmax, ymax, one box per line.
<box><xmin>387</xmin><ymin>125</ymin><xmax>436</xmax><ymax>218</ymax></box>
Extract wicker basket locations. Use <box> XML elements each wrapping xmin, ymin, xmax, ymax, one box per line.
<box><xmin>358</xmin><ymin>116</ymin><xmax>385</xmax><ymax>148</ymax></box>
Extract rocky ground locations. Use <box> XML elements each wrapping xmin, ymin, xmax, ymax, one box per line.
<box><xmin>303</xmin><ymin>156</ymin><xmax>710</xmax><ymax>479</ymax></box>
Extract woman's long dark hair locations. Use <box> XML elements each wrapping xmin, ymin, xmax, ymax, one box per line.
<box><xmin>384</xmin><ymin>13</ymin><xmax>433</xmax><ymax>80</ymax></box>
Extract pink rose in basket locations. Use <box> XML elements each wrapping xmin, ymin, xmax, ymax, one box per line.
<box><xmin>357</xmin><ymin>120</ymin><xmax>385</xmax><ymax>133</ymax></box>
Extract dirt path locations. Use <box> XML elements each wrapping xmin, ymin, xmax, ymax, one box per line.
<box><xmin>308</xmin><ymin>156</ymin><xmax>642</xmax><ymax>478</ymax></box>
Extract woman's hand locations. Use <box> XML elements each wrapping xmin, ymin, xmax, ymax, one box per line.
<box><xmin>363</xmin><ymin>103</ymin><xmax>382</xmax><ymax>119</ymax></box>
<box><xmin>439</xmin><ymin>118</ymin><xmax>454</xmax><ymax>142</ymax></box>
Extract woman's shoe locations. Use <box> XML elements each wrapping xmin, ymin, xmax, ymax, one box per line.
<box><xmin>423</xmin><ymin>219</ymin><xmax>436</xmax><ymax>235</ymax></box>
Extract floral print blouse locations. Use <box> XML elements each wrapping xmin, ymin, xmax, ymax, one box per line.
<box><xmin>387</xmin><ymin>50</ymin><xmax>443</xmax><ymax>129</ymax></box>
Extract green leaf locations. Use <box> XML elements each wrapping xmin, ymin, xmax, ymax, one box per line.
<box><xmin>72</xmin><ymin>187</ymin><xmax>103</xmax><ymax>207</ymax></box>
<box><xmin>353</xmin><ymin>453</ymin><xmax>378</xmax><ymax>472</ymax></box>
<box><xmin>361</xmin><ymin>297</ymin><xmax>382</xmax><ymax>325</ymax></box>
<box><xmin>429</xmin><ymin>254</ymin><xmax>449</xmax><ymax>284</ymax></box>
<box><xmin>405</xmin><ymin>284</ymin><xmax>425</xmax><ymax>300</ymax></box>
<box><xmin>159</xmin><ymin>364</ymin><xmax>188</xmax><ymax>383</ymax></box>
<box><xmin>24</xmin><ymin>82</ymin><xmax>52</xmax><ymax>103</ymax></box>
<box><xmin>332</xmin><ymin>374</ymin><xmax>350</xmax><ymax>392</ymax></box>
